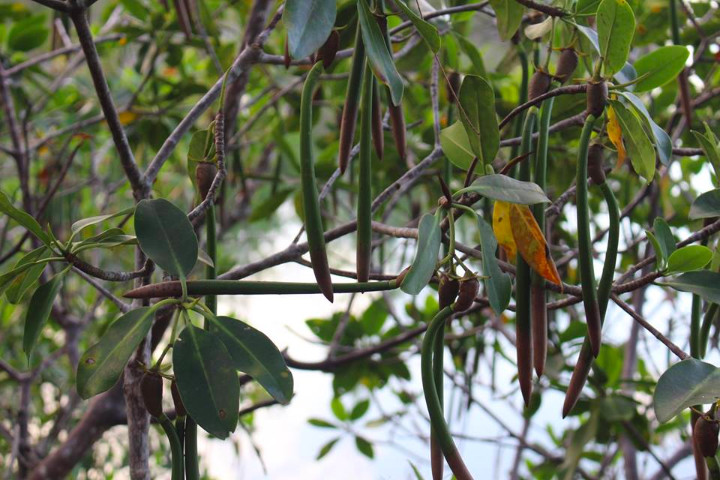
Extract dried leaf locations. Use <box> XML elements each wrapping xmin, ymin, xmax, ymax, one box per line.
<box><xmin>509</xmin><ymin>203</ymin><xmax>561</xmax><ymax>286</ymax></box>
<box><xmin>492</xmin><ymin>201</ymin><xmax>516</xmax><ymax>262</ymax></box>
<box><xmin>607</xmin><ymin>105</ymin><xmax>626</xmax><ymax>169</ymax></box>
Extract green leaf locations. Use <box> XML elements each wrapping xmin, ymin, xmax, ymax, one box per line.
<box><xmin>576</xmin><ymin>0</ymin><xmax>601</xmax><ymax>15</ymax></box>
<box><xmin>692</xmin><ymin>124</ymin><xmax>720</xmax><ymax>182</ymax></box>
<box><xmin>666</xmin><ymin>245</ymin><xmax>713</xmax><ymax>274</ymax></box>
<box><xmin>600</xmin><ymin>395</ymin><xmax>635</xmax><ymax>422</ymax></box>
<box><xmin>458</xmin><ymin>75</ymin><xmax>499</xmax><ymax>168</ymax></box>
<box><xmin>249</xmin><ymin>187</ymin><xmax>295</xmax><ymax>223</ymax></box>
<box><xmin>645</xmin><ymin>231</ymin><xmax>666</xmax><ymax>271</ymax></box>
<box><xmin>283</xmin><ymin>0</ymin><xmax>336</xmax><ymax>60</ymax></box>
<box><xmin>662</xmin><ymin>271</ymin><xmax>720</xmax><ymax>304</ymax></box>
<box><xmin>633</xmin><ymin>46</ymin><xmax>689</xmax><ymax>93</ymax></box>
<box><xmin>620</xmin><ymin>92</ymin><xmax>672</xmax><ymax>166</ymax></box>
<box><xmin>316</xmin><ymin>437</ymin><xmax>341</xmax><ymax>459</ymax></box>
<box><xmin>71</xmin><ymin>207</ymin><xmax>135</xmax><ymax>233</ymax></box>
<box><xmin>401</xmin><ymin>213</ymin><xmax>442</xmax><ymax>295</ymax></box>
<box><xmin>8</xmin><ymin>15</ymin><xmax>48</xmax><ymax>52</ymax></box>
<box><xmin>0</xmin><ymin>190</ymin><xmax>53</xmax><ymax>247</ymax></box>
<box><xmin>308</xmin><ymin>418</ymin><xmax>338</xmax><ymax>428</ymax></box>
<box><xmin>440</xmin><ymin>121</ymin><xmax>475</xmax><ymax>170</ymax></box>
<box><xmin>560</xmin><ymin>409</ymin><xmax>599</xmax><ymax>479</ymax></box>
<box><xmin>488</xmin><ymin>0</ymin><xmax>524</xmax><ymax>41</ymax></box>
<box><xmin>23</xmin><ymin>271</ymin><xmax>65</xmax><ymax>363</ymax></box>
<box><xmin>477</xmin><ymin>217</ymin><xmax>512</xmax><ymax>315</ymax></box>
<box><xmin>654</xmin><ymin>358</ymin><xmax>720</xmax><ymax>423</ymax></box>
<box><xmin>5</xmin><ymin>247</ymin><xmax>50</xmax><ymax>304</ymax></box>
<box><xmin>596</xmin><ymin>0</ymin><xmax>635</xmax><ymax>75</ymax></box>
<box><xmin>392</xmin><ymin>0</ymin><xmax>440</xmax><ymax>53</ymax></box>
<box><xmin>355</xmin><ymin>436</ymin><xmax>374</xmax><ymax>458</ymax></box>
<box><xmin>331</xmin><ymin>397</ymin><xmax>347</xmax><ymax>420</ymax></box>
<box><xmin>173</xmin><ymin>326</ymin><xmax>240</xmax><ymax>439</ymax></box>
<box><xmin>690</xmin><ymin>189</ymin><xmax>720</xmax><ymax>220</ymax></box>
<box><xmin>609</xmin><ymin>100</ymin><xmax>655</xmax><ymax>183</ymax></box>
<box><xmin>350</xmin><ymin>399</ymin><xmax>370</xmax><ymax>420</ymax></box>
<box><xmin>210</xmin><ymin>316</ymin><xmax>293</xmax><ymax>405</ymax></box>
<box><xmin>134</xmin><ymin>198</ymin><xmax>198</xmax><ymax>278</ymax></box>
<box><xmin>77</xmin><ymin>307</ymin><xmax>156</xmax><ymax>399</ymax></box>
<box><xmin>653</xmin><ymin>218</ymin><xmax>676</xmax><ymax>259</ymax></box>
<box><xmin>454</xmin><ymin>34</ymin><xmax>486</xmax><ymax>77</ymax></box>
<box><xmin>357</xmin><ymin>0</ymin><xmax>404</xmax><ymax>106</ymax></box>
<box><xmin>457</xmin><ymin>174</ymin><xmax>550</xmax><ymax>204</ymax></box>
<box><xmin>409</xmin><ymin>461</ymin><xmax>426</xmax><ymax>480</ymax></box>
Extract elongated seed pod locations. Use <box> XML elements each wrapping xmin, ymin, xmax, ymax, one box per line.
<box><xmin>301</xmin><ymin>62</ymin><xmax>334</xmax><ymax>302</ymax></box>
<box><xmin>141</xmin><ymin>372</ymin><xmax>163</xmax><ymax>417</ymax></box>
<box><xmin>587</xmin><ymin>144</ymin><xmax>606</xmax><ymax>185</ymax></box>
<box><xmin>195</xmin><ymin>161</ymin><xmax>217</xmax><ymax>200</ymax></box>
<box><xmin>371</xmin><ymin>79</ymin><xmax>384</xmax><ymax>160</ymax></box>
<box><xmin>338</xmin><ymin>27</ymin><xmax>365</xmax><ymax>174</ymax></box>
<box><xmin>438</xmin><ymin>274</ymin><xmax>460</xmax><ymax>310</ymax></box>
<box><xmin>171</xmin><ymin>380</ymin><xmax>186</xmax><ymax>416</ymax></box>
<box><xmin>158</xmin><ymin>413</ymin><xmax>185</xmax><ymax>480</ymax></box>
<box><xmin>454</xmin><ymin>277</ymin><xmax>479</xmax><ymax>312</ymax></box>
<box><xmin>447</xmin><ymin>71</ymin><xmax>461</xmax><ymax>104</ymax></box>
<box><xmin>576</xmin><ymin>115</ymin><xmax>602</xmax><ymax>357</ymax></box>
<box><xmin>431</xmin><ymin>312</ymin><xmax>446</xmax><ymax>480</ymax></box>
<box><xmin>357</xmin><ymin>67</ymin><xmax>374</xmax><ymax>283</ymax></box>
<box><xmin>695</xmin><ymin>416</ymin><xmax>720</xmax><ymax>458</ymax></box>
<box><xmin>317</xmin><ymin>30</ymin><xmax>339</xmax><ymax>70</ymax></box>
<box><xmin>389</xmin><ymin>103</ymin><xmax>407</xmax><ymax>160</ymax></box>
<box><xmin>516</xmin><ymin>109</ymin><xmax>537</xmax><ymax>406</ymax></box>
<box><xmin>421</xmin><ymin>307</ymin><xmax>473</xmax><ymax>480</ymax></box>
<box><xmin>528</xmin><ymin>70</ymin><xmax>552</xmax><ymax>101</ymax></box>
<box><xmin>283</xmin><ymin>35</ymin><xmax>291</xmax><ymax>69</ymax></box>
<box><xmin>586</xmin><ymin>80</ymin><xmax>608</xmax><ymax>117</ymax></box>
<box><xmin>554</xmin><ymin>48</ymin><xmax>578</xmax><ymax>84</ymax></box>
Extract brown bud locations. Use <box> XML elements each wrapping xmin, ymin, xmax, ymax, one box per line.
<box><xmin>554</xmin><ymin>48</ymin><xmax>578</xmax><ymax>84</ymax></box>
<box><xmin>588</xmin><ymin>143</ymin><xmax>606</xmax><ymax>185</ymax></box>
<box><xmin>694</xmin><ymin>415</ymin><xmax>719</xmax><ymax>458</ymax></box>
<box><xmin>438</xmin><ymin>274</ymin><xmax>460</xmax><ymax>310</ymax></box>
<box><xmin>141</xmin><ymin>372</ymin><xmax>163</xmax><ymax>417</ymax></box>
<box><xmin>586</xmin><ymin>80</ymin><xmax>608</xmax><ymax>118</ymax></box>
<box><xmin>453</xmin><ymin>277</ymin><xmax>479</xmax><ymax>312</ymax></box>
<box><xmin>528</xmin><ymin>70</ymin><xmax>552</xmax><ymax>101</ymax></box>
<box><xmin>195</xmin><ymin>161</ymin><xmax>217</xmax><ymax>200</ymax></box>
<box><xmin>171</xmin><ymin>380</ymin><xmax>187</xmax><ymax>417</ymax></box>
<box><xmin>317</xmin><ymin>30</ymin><xmax>340</xmax><ymax>70</ymax></box>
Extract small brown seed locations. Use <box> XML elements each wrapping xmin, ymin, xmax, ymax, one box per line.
<box><xmin>554</xmin><ymin>48</ymin><xmax>578</xmax><ymax>84</ymax></box>
<box><xmin>588</xmin><ymin>143</ymin><xmax>606</xmax><ymax>185</ymax></box>
<box><xmin>195</xmin><ymin>161</ymin><xmax>217</xmax><ymax>200</ymax></box>
<box><xmin>453</xmin><ymin>277</ymin><xmax>479</xmax><ymax>312</ymax></box>
<box><xmin>586</xmin><ymin>80</ymin><xmax>608</xmax><ymax>118</ymax></box>
<box><xmin>438</xmin><ymin>274</ymin><xmax>460</xmax><ymax>310</ymax></box>
<box><xmin>171</xmin><ymin>380</ymin><xmax>187</xmax><ymax>417</ymax></box>
<box><xmin>694</xmin><ymin>415</ymin><xmax>719</xmax><ymax>458</ymax></box>
<box><xmin>528</xmin><ymin>71</ymin><xmax>552</xmax><ymax>101</ymax></box>
<box><xmin>141</xmin><ymin>372</ymin><xmax>163</xmax><ymax>417</ymax></box>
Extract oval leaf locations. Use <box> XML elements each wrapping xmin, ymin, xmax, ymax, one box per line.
<box><xmin>211</xmin><ymin>316</ymin><xmax>294</xmax><ymax>405</ymax></box>
<box><xmin>440</xmin><ymin>121</ymin><xmax>475</xmax><ymax>170</ymax></box>
<box><xmin>0</xmin><ymin>190</ymin><xmax>53</xmax><ymax>247</ymax></box>
<box><xmin>283</xmin><ymin>0</ymin><xmax>337</xmax><ymax>60</ymax></box>
<box><xmin>458</xmin><ymin>75</ymin><xmax>499</xmax><ymax>168</ymax></box>
<box><xmin>478</xmin><ymin>216</ymin><xmax>511</xmax><ymax>315</ymax></box>
<box><xmin>633</xmin><ymin>46</ymin><xmax>689</xmax><ymax>93</ymax></box>
<box><xmin>488</xmin><ymin>0</ymin><xmax>524</xmax><ymax>41</ymax></box>
<box><xmin>620</xmin><ymin>92</ymin><xmax>672</xmax><ymax>166</ymax></box>
<box><xmin>666</xmin><ymin>245</ymin><xmax>713</xmax><ymax>274</ymax></box>
<box><xmin>77</xmin><ymin>307</ymin><xmax>156</xmax><ymax>399</ymax></box>
<box><xmin>71</xmin><ymin>206</ymin><xmax>135</xmax><ymax>233</ymax></box>
<box><xmin>609</xmin><ymin>100</ymin><xmax>655</xmax><ymax>183</ymax></box>
<box><xmin>401</xmin><ymin>213</ymin><xmax>442</xmax><ymax>295</ymax></box>
<box><xmin>173</xmin><ymin>326</ymin><xmax>240</xmax><ymax>439</ymax></box>
<box><xmin>690</xmin><ymin>189</ymin><xmax>720</xmax><ymax>220</ymax></box>
<box><xmin>458</xmin><ymin>174</ymin><xmax>550</xmax><ymax>205</ymax></box>
<box><xmin>654</xmin><ymin>358</ymin><xmax>720</xmax><ymax>423</ymax></box>
<box><xmin>662</xmin><ymin>271</ymin><xmax>720</xmax><ymax>304</ymax></box>
<box><xmin>6</xmin><ymin>247</ymin><xmax>50</xmax><ymax>304</ymax></box>
<box><xmin>392</xmin><ymin>0</ymin><xmax>440</xmax><ymax>53</ymax></box>
<box><xmin>134</xmin><ymin>198</ymin><xmax>198</xmax><ymax>278</ymax></box>
<box><xmin>509</xmin><ymin>204</ymin><xmax>561</xmax><ymax>286</ymax></box>
<box><xmin>596</xmin><ymin>0</ymin><xmax>635</xmax><ymax>76</ymax></box>
<box><xmin>23</xmin><ymin>271</ymin><xmax>65</xmax><ymax>363</ymax></box>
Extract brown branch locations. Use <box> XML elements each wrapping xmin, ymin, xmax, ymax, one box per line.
<box><xmin>513</xmin><ymin>0</ymin><xmax>567</xmax><ymax>17</ymax></box>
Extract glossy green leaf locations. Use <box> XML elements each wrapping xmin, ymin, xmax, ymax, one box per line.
<box><xmin>331</xmin><ymin>397</ymin><xmax>347</xmax><ymax>420</ymax></box>
<box><xmin>458</xmin><ymin>75</ymin><xmax>499</xmax><ymax>168</ymax></box>
<box><xmin>134</xmin><ymin>198</ymin><xmax>198</xmax><ymax>278</ymax></box>
<box><xmin>308</xmin><ymin>418</ymin><xmax>337</xmax><ymax>428</ymax></box>
<box><xmin>653</xmin><ymin>218</ymin><xmax>676</xmax><ymax>259</ymax></box>
<box><xmin>457</xmin><ymin>174</ymin><xmax>550</xmax><ymax>204</ymax></box>
<box><xmin>393</xmin><ymin>0</ymin><xmax>440</xmax><ymax>53</ymax></box>
<box><xmin>440</xmin><ymin>121</ymin><xmax>475</xmax><ymax>170</ymax></box>
<box><xmin>5</xmin><ymin>247</ymin><xmax>50</xmax><ymax>304</ymax></box>
<box><xmin>666</xmin><ymin>245</ymin><xmax>713</xmax><ymax>274</ymax></box>
<box><xmin>77</xmin><ymin>307</ymin><xmax>156</xmax><ymax>398</ymax></box>
<box><xmin>692</xmin><ymin>124</ymin><xmax>720</xmax><ymax>182</ymax></box>
<box><xmin>283</xmin><ymin>0</ymin><xmax>336</xmax><ymax>60</ymax></box>
<box><xmin>620</xmin><ymin>92</ymin><xmax>672</xmax><ymax>166</ymax></box>
<box><xmin>654</xmin><ymin>358</ymin><xmax>720</xmax><ymax>423</ymax></box>
<box><xmin>690</xmin><ymin>189</ymin><xmax>720</xmax><ymax>219</ymax></box>
<box><xmin>357</xmin><ymin>0</ymin><xmax>403</xmax><ymax>105</ymax></box>
<box><xmin>662</xmin><ymin>271</ymin><xmax>720</xmax><ymax>304</ymax></box>
<box><xmin>645</xmin><ymin>231</ymin><xmax>666</xmax><ymax>271</ymax></box>
<box><xmin>355</xmin><ymin>436</ymin><xmax>374</xmax><ymax>458</ymax></box>
<box><xmin>633</xmin><ymin>46</ymin><xmax>689</xmax><ymax>93</ymax></box>
<box><xmin>249</xmin><ymin>187</ymin><xmax>295</xmax><ymax>223</ymax></box>
<box><xmin>599</xmin><ymin>395</ymin><xmax>635</xmax><ymax>422</ymax></box>
<box><xmin>576</xmin><ymin>0</ymin><xmax>601</xmax><ymax>15</ymax></box>
<box><xmin>173</xmin><ymin>326</ymin><xmax>239</xmax><ymax>439</ymax></box>
<box><xmin>455</xmin><ymin>34</ymin><xmax>486</xmax><ymax>77</ymax></box>
<box><xmin>400</xmin><ymin>213</ymin><xmax>442</xmax><ymax>295</ymax></box>
<box><xmin>71</xmin><ymin>207</ymin><xmax>135</xmax><ymax>233</ymax></box>
<box><xmin>596</xmin><ymin>0</ymin><xmax>635</xmax><ymax>75</ymax></box>
<box><xmin>316</xmin><ymin>437</ymin><xmax>341</xmax><ymax>459</ymax></box>
<box><xmin>210</xmin><ymin>316</ymin><xmax>293</xmax><ymax>404</ymax></box>
<box><xmin>0</xmin><ymin>260</ymin><xmax>48</xmax><ymax>299</ymax></box>
<box><xmin>488</xmin><ymin>0</ymin><xmax>524</xmax><ymax>41</ymax></box>
<box><xmin>8</xmin><ymin>15</ymin><xmax>48</xmax><ymax>52</ymax></box>
<box><xmin>477</xmin><ymin>217</ymin><xmax>511</xmax><ymax>315</ymax></box>
<box><xmin>350</xmin><ymin>399</ymin><xmax>370</xmax><ymax>420</ymax></box>
<box><xmin>609</xmin><ymin>100</ymin><xmax>655</xmax><ymax>183</ymax></box>
<box><xmin>0</xmin><ymin>190</ymin><xmax>53</xmax><ymax>246</ymax></box>
<box><xmin>23</xmin><ymin>270</ymin><xmax>65</xmax><ymax>362</ymax></box>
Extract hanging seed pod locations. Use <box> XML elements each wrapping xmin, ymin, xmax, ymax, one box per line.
<box><xmin>528</xmin><ymin>70</ymin><xmax>552</xmax><ymax>101</ymax></box>
<box><xmin>695</xmin><ymin>415</ymin><xmax>720</xmax><ymax>458</ymax></box>
<box><xmin>438</xmin><ymin>274</ymin><xmax>460</xmax><ymax>310</ymax></box>
<box><xmin>531</xmin><ymin>285</ymin><xmax>547</xmax><ymax>376</ymax></box>
<box><xmin>371</xmin><ymin>80</ymin><xmax>384</xmax><ymax>160</ymax></box>
<box><xmin>356</xmin><ymin>67</ymin><xmax>374</xmax><ymax>283</ymax></box>
<box><xmin>171</xmin><ymin>380</ymin><xmax>186</xmax><ymax>417</ymax></box>
<box><xmin>453</xmin><ymin>277</ymin><xmax>479</xmax><ymax>312</ymax></box>
<box><xmin>141</xmin><ymin>372</ymin><xmax>164</xmax><ymax>417</ymax></box>
<box><xmin>588</xmin><ymin>143</ymin><xmax>606</xmax><ymax>185</ymax></box>
<box><xmin>338</xmin><ymin>28</ymin><xmax>365</xmax><ymax>174</ymax></box>
<box><xmin>317</xmin><ymin>30</ymin><xmax>340</xmax><ymax>70</ymax></box>
<box><xmin>283</xmin><ymin>35</ymin><xmax>291</xmax><ymax>69</ymax></box>
<box><xmin>389</xmin><ymin>103</ymin><xmax>407</xmax><ymax>160</ymax></box>
<box><xmin>586</xmin><ymin>80</ymin><xmax>608</xmax><ymax>117</ymax></box>
<box><xmin>195</xmin><ymin>161</ymin><xmax>217</xmax><ymax>200</ymax></box>
<box><xmin>554</xmin><ymin>48</ymin><xmax>578</xmax><ymax>84</ymax></box>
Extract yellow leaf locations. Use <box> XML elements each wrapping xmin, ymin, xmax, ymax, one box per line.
<box><xmin>508</xmin><ymin>203</ymin><xmax>562</xmax><ymax>287</ymax></box>
<box><xmin>118</xmin><ymin>111</ymin><xmax>137</xmax><ymax>125</ymax></box>
<box><xmin>607</xmin><ymin>105</ymin><xmax>626</xmax><ymax>169</ymax></box>
<box><xmin>492</xmin><ymin>201</ymin><xmax>517</xmax><ymax>262</ymax></box>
